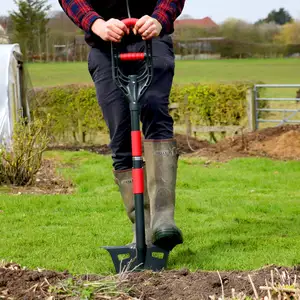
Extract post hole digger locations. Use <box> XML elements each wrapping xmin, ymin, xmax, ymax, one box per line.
<box><xmin>102</xmin><ymin>18</ymin><xmax>183</xmax><ymax>274</ymax></box>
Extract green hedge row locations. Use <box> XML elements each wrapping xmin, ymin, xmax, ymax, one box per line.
<box><xmin>31</xmin><ymin>81</ymin><xmax>266</xmax><ymax>144</ymax></box>
<box><xmin>31</xmin><ymin>84</ymin><xmax>107</xmax><ymax>144</ymax></box>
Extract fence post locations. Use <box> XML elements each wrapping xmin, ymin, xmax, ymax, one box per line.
<box><xmin>184</xmin><ymin>94</ymin><xmax>192</xmax><ymax>137</ymax></box>
<box><xmin>247</xmin><ymin>88</ymin><xmax>256</xmax><ymax>132</ymax></box>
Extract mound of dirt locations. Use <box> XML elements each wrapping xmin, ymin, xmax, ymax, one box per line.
<box><xmin>175</xmin><ymin>133</ymin><xmax>210</xmax><ymax>154</ymax></box>
<box><xmin>251</xmin><ymin>129</ymin><xmax>300</xmax><ymax>159</ymax></box>
<box><xmin>126</xmin><ymin>265</ymin><xmax>300</xmax><ymax>299</ymax></box>
<box><xmin>0</xmin><ymin>263</ymin><xmax>68</xmax><ymax>299</ymax></box>
<box><xmin>2</xmin><ymin>263</ymin><xmax>300</xmax><ymax>299</ymax></box>
<box><xmin>193</xmin><ymin>124</ymin><xmax>300</xmax><ymax>161</ymax></box>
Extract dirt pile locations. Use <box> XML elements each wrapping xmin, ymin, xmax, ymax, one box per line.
<box><xmin>0</xmin><ymin>263</ymin><xmax>68</xmax><ymax>299</ymax></box>
<box><xmin>1</xmin><ymin>263</ymin><xmax>300</xmax><ymax>299</ymax></box>
<box><xmin>126</xmin><ymin>266</ymin><xmax>300</xmax><ymax>299</ymax></box>
<box><xmin>193</xmin><ymin>124</ymin><xmax>300</xmax><ymax>161</ymax></box>
<box><xmin>175</xmin><ymin>133</ymin><xmax>210</xmax><ymax>154</ymax></box>
<box><xmin>251</xmin><ymin>129</ymin><xmax>300</xmax><ymax>159</ymax></box>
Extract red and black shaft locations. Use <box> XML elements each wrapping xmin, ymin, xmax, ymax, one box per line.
<box><xmin>128</xmin><ymin>74</ymin><xmax>147</xmax><ymax>265</ymax></box>
<box><xmin>109</xmin><ymin>18</ymin><xmax>153</xmax><ymax>268</ymax></box>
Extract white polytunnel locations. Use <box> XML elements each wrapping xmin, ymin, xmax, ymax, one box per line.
<box><xmin>0</xmin><ymin>44</ymin><xmax>30</xmax><ymax>146</ymax></box>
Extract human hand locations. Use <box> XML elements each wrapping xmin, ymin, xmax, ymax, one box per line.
<box><xmin>134</xmin><ymin>15</ymin><xmax>162</xmax><ymax>40</ymax></box>
<box><xmin>91</xmin><ymin>18</ymin><xmax>129</xmax><ymax>42</ymax></box>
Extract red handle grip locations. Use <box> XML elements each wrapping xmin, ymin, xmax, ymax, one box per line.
<box><xmin>119</xmin><ymin>53</ymin><xmax>145</xmax><ymax>61</ymax></box>
<box><xmin>122</xmin><ymin>18</ymin><xmax>138</xmax><ymax>28</ymax></box>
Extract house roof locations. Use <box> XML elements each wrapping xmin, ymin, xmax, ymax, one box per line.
<box><xmin>175</xmin><ymin>17</ymin><xmax>218</xmax><ymax>28</ymax></box>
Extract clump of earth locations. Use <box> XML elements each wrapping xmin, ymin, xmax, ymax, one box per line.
<box><xmin>1</xmin><ymin>262</ymin><xmax>300</xmax><ymax>299</ymax></box>
<box><xmin>191</xmin><ymin>124</ymin><xmax>300</xmax><ymax>161</ymax></box>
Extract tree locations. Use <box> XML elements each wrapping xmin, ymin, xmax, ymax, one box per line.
<box><xmin>10</xmin><ymin>0</ymin><xmax>51</xmax><ymax>60</ymax></box>
<box><xmin>274</xmin><ymin>21</ymin><xmax>300</xmax><ymax>45</ymax></box>
<box><xmin>220</xmin><ymin>18</ymin><xmax>259</xmax><ymax>43</ymax></box>
<box><xmin>254</xmin><ymin>22</ymin><xmax>280</xmax><ymax>44</ymax></box>
<box><xmin>256</xmin><ymin>8</ymin><xmax>293</xmax><ymax>25</ymax></box>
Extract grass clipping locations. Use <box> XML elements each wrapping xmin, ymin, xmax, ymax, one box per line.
<box><xmin>49</xmin><ymin>275</ymin><xmax>137</xmax><ymax>299</ymax></box>
<box><xmin>210</xmin><ymin>269</ymin><xmax>300</xmax><ymax>300</ymax></box>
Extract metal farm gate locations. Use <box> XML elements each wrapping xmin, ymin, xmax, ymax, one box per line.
<box><xmin>253</xmin><ymin>84</ymin><xmax>300</xmax><ymax>130</ymax></box>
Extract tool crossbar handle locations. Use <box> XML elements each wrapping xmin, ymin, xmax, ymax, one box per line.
<box><xmin>118</xmin><ymin>18</ymin><xmax>147</xmax><ymax>61</ymax></box>
<box><xmin>119</xmin><ymin>53</ymin><xmax>145</xmax><ymax>61</ymax></box>
<box><xmin>122</xmin><ymin>18</ymin><xmax>139</xmax><ymax>28</ymax></box>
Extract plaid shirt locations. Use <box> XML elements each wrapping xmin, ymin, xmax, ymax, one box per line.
<box><xmin>59</xmin><ymin>0</ymin><xmax>185</xmax><ymax>34</ymax></box>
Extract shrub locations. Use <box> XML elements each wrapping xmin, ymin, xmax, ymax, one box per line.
<box><xmin>31</xmin><ymin>84</ymin><xmax>107</xmax><ymax>145</ymax></box>
<box><xmin>169</xmin><ymin>81</ymin><xmax>268</xmax><ymax>141</ymax></box>
<box><xmin>30</xmin><ymin>81</ymin><xmax>267</xmax><ymax>145</ymax></box>
<box><xmin>170</xmin><ymin>81</ymin><xmax>267</xmax><ymax>124</ymax></box>
<box><xmin>0</xmin><ymin>117</ymin><xmax>50</xmax><ymax>186</ymax></box>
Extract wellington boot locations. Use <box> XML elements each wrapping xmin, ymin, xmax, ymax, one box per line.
<box><xmin>144</xmin><ymin>139</ymin><xmax>183</xmax><ymax>251</ymax></box>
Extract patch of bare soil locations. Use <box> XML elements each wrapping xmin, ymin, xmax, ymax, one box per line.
<box><xmin>0</xmin><ymin>263</ymin><xmax>68</xmax><ymax>300</ymax></box>
<box><xmin>174</xmin><ymin>134</ymin><xmax>211</xmax><ymax>154</ymax></box>
<box><xmin>1</xmin><ymin>263</ymin><xmax>300</xmax><ymax>299</ymax></box>
<box><xmin>47</xmin><ymin>134</ymin><xmax>210</xmax><ymax>156</ymax></box>
<box><xmin>48</xmin><ymin>144</ymin><xmax>111</xmax><ymax>155</ymax></box>
<box><xmin>8</xmin><ymin>159</ymin><xmax>74</xmax><ymax>195</ymax></box>
<box><xmin>125</xmin><ymin>266</ymin><xmax>300</xmax><ymax>299</ymax></box>
<box><xmin>192</xmin><ymin>124</ymin><xmax>300</xmax><ymax>162</ymax></box>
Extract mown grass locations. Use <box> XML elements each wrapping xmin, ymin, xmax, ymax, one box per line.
<box><xmin>0</xmin><ymin>151</ymin><xmax>300</xmax><ymax>275</ymax></box>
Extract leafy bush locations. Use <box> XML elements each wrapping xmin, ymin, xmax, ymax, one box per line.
<box><xmin>0</xmin><ymin>117</ymin><xmax>50</xmax><ymax>186</ymax></box>
<box><xmin>170</xmin><ymin>81</ymin><xmax>267</xmax><ymax>125</ymax></box>
<box><xmin>30</xmin><ymin>82</ymin><xmax>267</xmax><ymax>144</ymax></box>
<box><xmin>31</xmin><ymin>84</ymin><xmax>107</xmax><ymax>145</ymax></box>
<box><xmin>284</xmin><ymin>44</ymin><xmax>300</xmax><ymax>56</ymax></box>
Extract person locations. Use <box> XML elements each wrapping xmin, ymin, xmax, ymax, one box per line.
<box><xmin>58</xmin><ymin>0</ymin><xmax>185</xmax><ymax>251</ymax></box>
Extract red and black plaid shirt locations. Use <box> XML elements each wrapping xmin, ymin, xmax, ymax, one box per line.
<box><xmin>59</xmin><ymin>0</ymin><xmax>185</xmax><ymax>34</ymax></box>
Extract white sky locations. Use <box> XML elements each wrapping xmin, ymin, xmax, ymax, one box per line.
<box><xmin>0</xmin><ymin>0</ymin><xmax>299</xmax><ymax>23</ymax></box>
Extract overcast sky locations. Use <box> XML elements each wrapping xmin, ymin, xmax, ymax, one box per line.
<box><xmin>0</xmin><ymin>0</ymin><xmax>299</xmax><ymax>23</ymax></box>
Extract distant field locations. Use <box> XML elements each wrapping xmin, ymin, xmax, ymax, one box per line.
<box><xmin>26</xmin><ymin>58</ymin><xmax>300</xmax><ymax>88</ymax></box>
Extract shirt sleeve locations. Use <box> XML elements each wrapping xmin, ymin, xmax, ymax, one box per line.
<box><xmin>58</xmin><ymin>0</ymin><xmax>102</xmax><ymax>33</ymax></box>
<box><xmin>151</xmin><ymin>0</ymin><xmax>186</xmax><ymax>33</ymax></box>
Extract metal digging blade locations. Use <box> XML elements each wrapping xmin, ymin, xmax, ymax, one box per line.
<box><xmin>103</xmin><ymin>245</ymin><xmax>170</xmax><ymax>273</ymax></box>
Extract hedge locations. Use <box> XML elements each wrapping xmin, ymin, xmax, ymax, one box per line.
<box><xmin>30</xmin><ymin>81</ymin><xmax>267</xmax><ymax>145</ymax></box>
<box><xmin>31</xmin><ymin>84</ymin><xmax>107</xmax><ymax>144</ymax></box>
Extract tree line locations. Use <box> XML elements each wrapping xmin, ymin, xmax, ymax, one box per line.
<box><xmin>0</xmin><ymin>1</ymin><xmax>299</xmax><ymax>61</ymax></box>
<box><xmin>174</xmin><ymin>9</ymin><xmax>300</xmax><ymax>58</ymax></box>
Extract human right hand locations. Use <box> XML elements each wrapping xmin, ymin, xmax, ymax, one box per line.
<box><xmin>91</xmin><ymin>18</ymin><xmax>129</xmax><ymax>43</ymax></box>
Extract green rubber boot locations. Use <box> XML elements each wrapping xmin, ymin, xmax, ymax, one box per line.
<box><xmin>114</xmin><ymin>168</ymin><xmax>152</xmax><ymax>246</ymax></box>
<box><xmin>144</xmin><ymin>139</ymin><xmax>183</xmax><ymax>251</ymax></box>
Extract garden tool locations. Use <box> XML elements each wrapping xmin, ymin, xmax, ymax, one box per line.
<box><xmin>113</xmin><ymin>167</ymin><xmax>152</xmax><ymax>246</ymax></box>
<box><xmin>102</xmin><ymin>18</ymin><xmax>170</xmax><ymax>274</ymax></box>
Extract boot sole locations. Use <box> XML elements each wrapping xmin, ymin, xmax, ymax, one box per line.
<box><xmin>153</xmin><ymin>228</ymin><xmax>183</xmax><ymax>251</ymax></box>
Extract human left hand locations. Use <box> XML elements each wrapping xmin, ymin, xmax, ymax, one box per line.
<box><xmin>134</xmin><ymin>15</ymin><xmax>162</xmax><ymax>40</ymax></box>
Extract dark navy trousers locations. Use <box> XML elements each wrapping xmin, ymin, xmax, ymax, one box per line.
<box><xmin>88</xmin><ymin>34</ymin><xmax>175</xmax><ymax>170</ymax></box>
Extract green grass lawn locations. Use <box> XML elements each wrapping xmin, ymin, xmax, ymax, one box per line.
<box><xmin>1</xmin><ymin>151</ymin><xmax>300</xmax><ymax>275</ymax></box>
<box><xmin>26</xmin><ymin>58</ymin><xmax>300</xmax><ymax>88</ymax></box>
